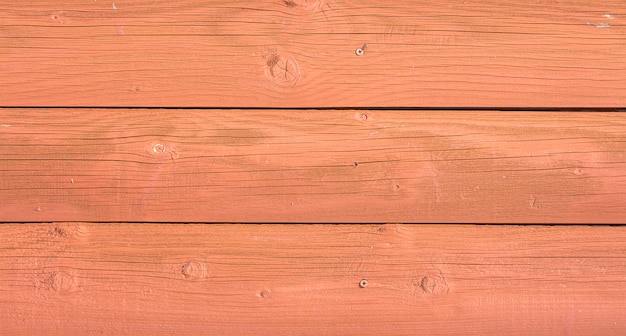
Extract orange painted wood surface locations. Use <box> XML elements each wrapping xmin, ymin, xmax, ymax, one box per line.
<box><xmin>1</xmin><ymin>0</ymin><xmax>625</xmax><ymax>107</ymax></box>
<box><xmin>0</xmin><ymin>223</ymin><xmax>625</xmax><ymax>335</ymax></box>
<box><xmin>2</xmin><ymin>0</ymin><xmax>625</xmax><ymax>332</ymax></box>
<box><xmin>1</xmin><ymin>109</ymin><xmax>625</xmax><ymax>223</ymax></box>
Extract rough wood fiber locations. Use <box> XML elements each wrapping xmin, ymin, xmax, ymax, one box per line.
<box><xmin>1</xmin><ymin>0</ymin><xmax>625</xmax><ymax>107</ymax></box>
<box><xmin>0</xmin><ymin>224</ymin><xmax>625</xmax><ymax>335</ymax></box>
<box><xmin>1</xmin><ymin>109</ymin><xmax>625</xmax><ymax>223</ymax></box>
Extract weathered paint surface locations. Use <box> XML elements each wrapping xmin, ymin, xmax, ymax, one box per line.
<box><xmin>1</xmin><ymin>0</ymin><xmax>625</xmax><ymax>107</ymax></box>
<box><xmin>0</xmin><ymin>224</ymin><xmax>625</xmax><ymax>335</ymax></box>
<box><xmin>1</xmin><ymin>109</ymin><xmax>624</xmax><ymax>223</ymax></box>
<box><xmin>1</xmin><ymin>0</ymin><xmax>625</xmax><ymax>334</ymax></box>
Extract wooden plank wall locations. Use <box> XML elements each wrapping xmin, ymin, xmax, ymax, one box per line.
<box><xmin>1</xmin><ymin>109</ymin><xmax>625</xmax><ymax>223</ymax></box>
<box><xmin>1</xmin><ymin>224</ymin><xmax>626</xmax><ymax>335</ymax></box>
<box><xmin>1</xmin><ymin>0</ymin><xmax>625</xmax><ymax>334</ymax></box>
<box><xmin>2</xmin><ymin>0</ymin><xmax>626</xmax><ymax>107</ymax></box>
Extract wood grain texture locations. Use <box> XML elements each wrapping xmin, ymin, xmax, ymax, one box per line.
<box><xmin>1</xmin><ymin>0</ymin><xmax>625</xmax><ymax>107</ymax></box>
<box><xmin>0</xmin><ymin>223</ymin><xmax>625</xmax><ymax>335</ymax></box>
<box><xmin>1</xmin><ymin>109</ymin><xmax>624</xmax><ymax>223</ymax></box>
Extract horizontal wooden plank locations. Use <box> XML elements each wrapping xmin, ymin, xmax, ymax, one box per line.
<box><xmin>0</xmin><ymin>109</ymin><xmax>624</xmax><ymax>223</ymax></box>
<box><xmin>1</xmin><ymin>0</ymin><xmax>625</xmax><ymax>107</ymax></box>
<box><xmin>0</xmin><ymin>223</ymin><xmax>625</xmax><ymax>335</ymax></box>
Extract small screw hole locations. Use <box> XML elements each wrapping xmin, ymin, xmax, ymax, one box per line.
<box><xmin>359</xmin><ymin>279</ymin><xmax>368</xmax><ymax>288</ymax></box>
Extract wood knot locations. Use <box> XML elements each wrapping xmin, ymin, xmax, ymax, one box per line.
<box><xmin>419</xmin><ymin>273</ymin><xmax>449</xmax><ymax>296</ymax></box>
<box><xmin>50</xmin><ymin>11</ymin><xmax>67</xmax><ymax>24</ymax></box>
<box><xmin>53</xmin><ymin>226</ymin><xmax>68</xmax><ymax>238</ymax></box>
<box><xmin>264</xmin><ymin>51</ymin><xmax>301</xmax><ymax>87</ymax></box>
<box><xmin>258</xmin><ymin>289</ymin><xmax>271</xmax><ymax>298</ymax></box>
<box><xmin>47</xmin><ymin>224</ymin><xmax>86</xmax><ymax>241</ymax></box>
<box><xmin>282</xmin><ymin>0</ymin><xmax>325</xmax><ymax>11</ymax></box>
<box><xmin>46</xmin><ymin>271</ymin><xmax>76</xmax><ymax>293</ymax></box>
<box><xmin>355</xmin><ymin>113</ymin><xmax>368</xmax><ymax>121</ymax></box>
<box><xmin>181</xmin><ymin>261</ymin><xmax>206</xmax><ymax>280</ymax></box>
<box><xmin>151</xmin><ymin>143</ymin><xmax>167</xmax><ymax>155</ymax></box>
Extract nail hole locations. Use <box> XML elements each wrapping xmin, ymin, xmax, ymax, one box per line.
<box><xmin>152</xmin><ymin>143</ymin><xmax>166</xmax><ymax>154</ymax></box>
<box><xmin>352</xmin><ymin>162</ymin><xmax>359</xmax><ymax>167</ymax></box>
<box><xmin>355</xmin><ymin>48</ymin><xmax>364</xmax><ymax>56</ymax></box>
<box><xmin>359</xmin><ymin>279</ymin><xmax>368</xmax><ymax>288</ymax></box>
<box><xmin>258</xmin><ymin>289</ymin><xmax>271</xmax><ymax>298</ymax></box>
